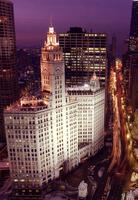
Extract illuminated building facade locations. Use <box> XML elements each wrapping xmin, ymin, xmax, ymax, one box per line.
<box><xmin>4</xmin><ymin>26</ymin><xmax>105</xmax><ymax>199</ymax></box>
<box><xmin>68</xmin><ymin>73</ymin><xmax>105</xmax><ymax>156</ymax></box>
<box><xmin>4</xmin><ymin>96</ymin><xmax>78</xmax><ymax>199</ymax></box>
<box><xmin>0</xmin><ymin>0</ymin><xmax>19</xmax><ymax>142</ymax></box>
<box><xmin>5</xmin><ymin>26</ymin><xmax>78</xmax><ymax>199</ymax></box>
<box><xmin>40</xmin><ymin>26</ymin><xmax>79</xmax><ymax>174</ymax></box>
<box><xmin>59</xmin><ymin>27</ymin><xmax>107</xmax><ymax>86</ymax></box>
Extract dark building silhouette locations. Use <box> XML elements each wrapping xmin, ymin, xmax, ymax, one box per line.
<box><xmin>17</xmin><ymin>48</ymin><xmax>41</xmax><ymax>92</ymax></box>
<box><xmin>108</xmin><ymin>36</ymin><xmax>117</xmax><ymax>74</ymax></box>
<box><xmin>59</xmin><ymin>27</ymin><xmax>107</xmax><ymax>87</ymax></box>
<box><xmin>123</xmin><ymin>0</ymin><xmax>138</xmax><ymax>110</ymax></box>
<box><xmin>0</xmin><ymin>0</ymin><xmax>19</xmax><ymax>142</ymax></box>
<box><xmin>129</xmin><ymin>0</ymin><xmax>138</xmax><ymax>53</ymax></box>
<box><xmin>130</xmin><ymin>0</ymin><xmax>138</xmax><ymax>38</ymax></box>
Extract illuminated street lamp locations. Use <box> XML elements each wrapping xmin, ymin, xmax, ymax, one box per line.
<box><xmin>129</xmin><ymin>123</ymin><xmax>133</xmax><ymax>132</ymax></box>
<box><xmin>127</xmin><ymin>133</ymin><xmax>131</xmax><ymax>140</ymax></box>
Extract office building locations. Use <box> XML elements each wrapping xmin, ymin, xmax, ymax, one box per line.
<box><xmin>130</xmin><ymin>0</ymin><xmax>138</xmax><ymax>38</ymax></box>
<box><xmin>4</xmin><ymin>26</ymin><xmax>105</xmax><ymax>199</ymax></box>
<box><xmin>5</xmin><ymin>26</ymin><xmax>78</xmax><ymax>199</ymax></box>
<box><xmin>4</xmin><ymin>96</ymin><xmax>78</xmax><ymax>199</ymax></box>
<box><xmin>59</xmin><ymin>27</ymin><xmax>107</xmax><ymax>87</ymax></box>
<box><xmin>0</xmin><ymin>0</ymin><xmax>19</xmax><ymax>142</ymax></box>
<box><xmin>68</xmin><ymin>73</ymin><xmax>105</xmax><ymax>156</ymax></box>
<box><xmin>40</xmin><ymin>26</ymin><xmax>78</xmax><ymax>173</ymax></box>
<box><xmin>123</xmin><ymin>0</ymin><xmax>138</xmax><ymax>110</ymax></box>
<box><xmin>129</xmin><ymin>0</ymin><xmax>138</xmax><ymax>53</ymax></box>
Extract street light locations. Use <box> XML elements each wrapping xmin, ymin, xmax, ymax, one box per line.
<box><xmin>127</xmin><ymin>133</ymin><xmax>131</xmax><ymax>140</ymax></box>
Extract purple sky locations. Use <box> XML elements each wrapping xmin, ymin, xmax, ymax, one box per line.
<box><xmin>13</xmin><ymin>0</ymin><xmax>132</xmax><ymax>53</ymax></box>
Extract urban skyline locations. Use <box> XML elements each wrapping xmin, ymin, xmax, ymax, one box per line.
<box><xmin>13</xmin><ymin>0</ymin><xmax>132</xmax><ymax>54</ymax></box>
<box><xmin>4</xmin><ymin>24</ymin><xmax>105</xmax><ymax>200</ymax></box>
<box><xmin>0</xmin><ymin>0</ymin><xmax>138</xmax><ymax>199</ymax></box>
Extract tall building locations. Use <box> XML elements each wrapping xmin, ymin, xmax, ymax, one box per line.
<box><xmin>123</xmin><ymin>53</ymin><xmax>138</xmax><ymax>109</ymax></box>
<box><xmin>123</xmin><ymin>0</ymin><xmax>138</xmax><ymax>110</ymax></box>
<box><xmin>68</xmin><ymin>73</ymin><xmax>105</xmax><ymax>156</ymax></box>
<box><xmin>59</xmin><ymin>27</ymin><xmax>107</xmax><ymax>87</ymax></box>
<box><xmin>5</xmin><ymin>26</ymin><xmax>78</xmax><ymax>199</ymax></box>
<box><xmin>40</xmin><ymin>26</ymin><xmax>78</xmax><ymax>174</ymax></box>
<box><xmin>4</xmin><ymin>96</ymin><xmax>78</xmax><ymax>200</ymax></box>
<box><xmin>129</xmin><ymin>0</ymin><xmax>138</xmax><ymax>53</ymax></box>
<box><xmin>4</xmin><ymin>26</ymin><xmax>105</xmax><ymax>199</ymax></box>
<box><xmin>0</xmin><ymin>0</ymin><xmax>19</xmax><ymax>142</ymax></box>
<box><xmin>130</xmin><ymin>0</ymin><xmax>138</xmax><ymax>38</ymax></box>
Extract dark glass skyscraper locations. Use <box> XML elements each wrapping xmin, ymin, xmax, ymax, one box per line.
<box><xmin>123</xmin><ymin>0</ymin><xmax>138</xmax><ymax>110</ymax></box>
<box><xmin>59</xmin><ymin>27</ymin><xmax>107</xmax><ymax>87</ymax></box>
<box><xmin>129</xmin><ymin>0</ymin><xmax>138</xmax><ymax>52</ymax></box>
<box><xmin>130</xmin><ymin>0</ymin><xmax>138</xmax><ymax>38</ymax></box>
<box><xmin>0</xmin><ymin>0</ymin><xmax>19</xmax><ymax>142</ymax></box>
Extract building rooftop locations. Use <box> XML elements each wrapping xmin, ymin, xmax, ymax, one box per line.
<box><xmin>59</xmin><ymin>27</ymin><xmax>107</xmax><ymax>36</ymax></box>
<box><xmin>67</xmin><ymin>72</ymin><xmax>103</xmax><ymax>95</ymax></box>
<box><xmin>67</xmin><ymin>88</ymin><xmax>103</xmax><ymax>96</ymax></box>
<box><xmin>68</xmin><ymin>27</ymin><xmax>85</xmax><ymax>33</ymax></box>
<box><xmin>5</xmin><ymin>96</ymin><xmax>48</xmax><ymax>113</ymax></box>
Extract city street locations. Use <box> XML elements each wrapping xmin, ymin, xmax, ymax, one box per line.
<box><xmin>104</xmin><ymin>59</ymin><xmax>138</xmax><ymax>199</ymax></box>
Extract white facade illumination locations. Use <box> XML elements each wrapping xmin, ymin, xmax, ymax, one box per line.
<box><xmin>5</xmin><ymin>100</ymin><xmax>53</xmax><ymax>187</ymax></box>
<box><xmin>68</xmin><ymin>74</ymin><xmax>105</xmax><ymax>156</ymax></box>
<box><xmin>4</xmin><ymin>26</ymin><xmax>105</xmax><ymax>194</ymax></box>
<box><xmin>4</xmin><ymin>26</ymin><xmax>78</xmax><ymax>191</ymax></box>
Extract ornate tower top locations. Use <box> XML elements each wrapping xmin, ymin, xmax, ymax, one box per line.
<box><xmin>41</xmin><ymin>25</ymin><xmax>64</xmax><ymax>93</ymax></box>
<box><xmin>90</xmin><ymin>72</ymin><xmax>100</xmax><ymax>92</ymax></box>
<box><xmin>46</xmin><ymin>26</ymin><xmax>59</xmax><ymax>47</ymax></box>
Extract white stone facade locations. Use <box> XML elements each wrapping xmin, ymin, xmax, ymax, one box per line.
<box><xmin>68</xmin><ymin>81</ymin><xmax>105</xmax><ymax>156</ymax></box>
<box><xmin>4</xmin><ymin>26</ymin><xmax>105</xmax><ymax>191</ymax></box>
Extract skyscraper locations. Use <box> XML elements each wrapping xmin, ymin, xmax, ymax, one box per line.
<box><xmin>129</xmin><ymin>0</ymin><xmax>138</xmax><ymax>54</ymax></box>
<box><xmin>59</xmin><ymin>27</ymin><xmax>107</xmax><ymax>87</ymax></box>
<box><xmin>4</xmin><ymin>26</ymin><xmax>105</xmax><ymax>199</ymax></box>
<box><xmin>130</xmin><ymin>0</ymin><xmax>138</xmax><ymax>38</ymax></box>
<box><xmin>0</xmin><ymin>0</ymin><xmax>19</xmax><ymax>142</ymax></box>
<box><xmin>123</xmin><ymin>0</ymin><xmax>138</xmax><ymax>109</ymax></box>
<box><xmin>67</xmin><ymin>73</ymin><xmax>105</xmax><ymax>154</ymax></box>
<box><xmin>5</xmin><ymin>26</ymin><xmax>79</xmax><ymax>199</ymax></box>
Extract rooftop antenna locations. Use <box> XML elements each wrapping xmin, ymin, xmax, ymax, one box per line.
<box><xmin>50</xmin><ymin>15</ymin><xmax>53</xmax><ymax>27</ymax></box>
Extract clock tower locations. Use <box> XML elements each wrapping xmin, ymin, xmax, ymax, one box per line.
<box><xmin>40</xmin><ymin>27</ymin><xmax>69</xmax><ymax>175</ymax></box>
<box><xmin>41</xmin><ymin>26</ymin><xmax>66</xmax><ymax>107</ymax></box>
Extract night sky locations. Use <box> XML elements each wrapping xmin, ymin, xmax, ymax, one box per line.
<box><xmin>13</xmin><ymin>0</ymin><xmax>132</xmax><ymax>54</ymax></box>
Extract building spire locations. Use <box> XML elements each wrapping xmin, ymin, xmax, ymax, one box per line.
<box><xmin>47</xmin><ymin>24</ymin><xmax>59</xmax><ymax>46</ymax></box>
<box><xmin>50</xmin><ymin>15</ymin><xmax>53</xmax><ymax>27</ymax></box>
<box><xmin>92</xmin><ymin>71</ymin><xmax>97</xmax><ymax>80</ymax></box>
<box><xmin>90</xmin><ymin>72</ymin><xmax>100</xmax><ymax>92</ymax></box>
